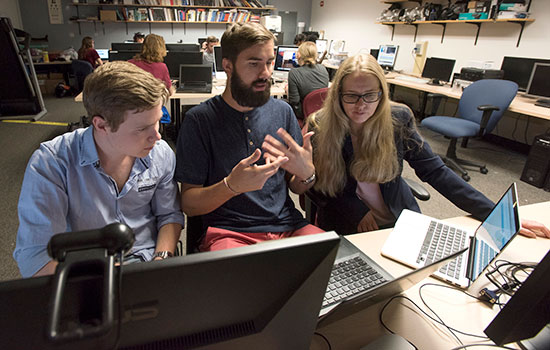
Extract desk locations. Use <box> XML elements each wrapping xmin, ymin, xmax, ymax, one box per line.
<box><xmin>311</xmin><ymin>201</ymin><xmax>550</xmax><ymax>350</ymax></box>
<box><xmin>387</xmin><ymin>74</ymin><xmax>550</xmax><ymax>121</ymax></box>
<box><xmin>34</xmin><ymin>61</ymin><xmax>72</xmax><ymax>85</ymax></box>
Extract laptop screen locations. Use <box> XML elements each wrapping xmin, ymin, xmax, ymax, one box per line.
<box><xmin>96</xmin><ymin>49</ymin><xmax>109</xmax><ymax>60</ymax></box>
<box><xmin>179</xmin><ymin>64</ymin><xmax>212</xmax><ymax>84</ymax></box>
<box><xmin>470</xmin><ymin>183</ymin><xmax>519</xmax><ymax>280</ymax></box>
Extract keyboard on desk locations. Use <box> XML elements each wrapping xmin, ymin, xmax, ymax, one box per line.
<box><xmin>393</xmin><ymin>75</ymin><xmax>430</xmax><ymax>84</ymax></box>
<box><xmin>322</xmin><ymin>255</ymin><xmax>388</xmax><ymax>309</ymax></box>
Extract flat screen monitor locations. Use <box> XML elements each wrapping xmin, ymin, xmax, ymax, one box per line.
<box><xmin>96</xmin><ymin>49</ymin><xmax>109</xmax><ymax>60</ymax></box>
<box><xmin>315</xmin><ymin>39</ymin><xmax>328</xmax><ymax>54</ymax></box>
<box><xmin>329</xmin><ymin>40</ymin><xmax>345</xmax><ymax>55</ymax></box>
<box><xmin>500</xmin><ymin>56</ymin><xmax>550</xmax><ymax>92</ymax></box>
<box><xmin>274</xmin><ymin>45</ymin><xmax>299</xmax><ymax>72</ymax></box>
<box><xmin>166</xmin><ymin>43</ymin><xmax>200</xmax><ymax>52</ymax></box>
<box><xmin>0</xmin><ymin>232</ymin><xmax>340</xmax><ymax>350</ymax></box>
<box><xmin>484</xmin><ymin>249</ymin><xmax>550</xmax><ymax>346</ymax></box>
<box><xmin>108</xmin><ymin>50</ymin><xmax>136</xmax><ymax>61</ymax></box>
<box><xmin>422</xmin><ymin>57</ymin><xmax>456</xmax><ymax>85</ymax></box>
<box><xmin>111</xmin><ymin>42</ymin><xmax>142</xmax><ymax>52</ymax></box>
<box><xmin>526</xmin><ymin>63</ymin><xmax>550</xmax><ymax>108</ymax></box>
<box><xmin>377</xmin><ymin>45</ymin><xmax>399</xmax><ymax>70</ymax></box>
<box><xmin>164</xmin><ymin>51</ymin><xmax>203</xmax><ymax>78</ymax></box>
<box><xmin>214</xmin><ymin>45</ymin><xmax>223</xmax><ymax>73</ymax></box>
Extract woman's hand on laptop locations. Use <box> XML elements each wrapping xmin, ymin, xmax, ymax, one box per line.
<box><xmin>519</xmin><ymin>219</ymin><xmax>550</xmax><ymax>239</ymax></box>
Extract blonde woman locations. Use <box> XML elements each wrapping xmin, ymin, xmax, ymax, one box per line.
<box><xmin>78</xmin><ymin>36</ymin><xmax>103</xmax><ymax>68</ymax></box>
<box><xmin>308</xmin><ymin>54</ymin><xmax>549</xmax><ymax>238</ymax></box>
<box><xmin>287</xmin><ymin>41</ymin><xmax>329</xmax><ymax>121</ymax></box>
<box><xmin>129</xmin><ymin>34</ymin><xmax>173</xmax><ymax>94</ymax></box>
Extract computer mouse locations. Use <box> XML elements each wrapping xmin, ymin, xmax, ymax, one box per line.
<box><xmin>359</xmin><ymin>333</ymin><xmax>416</xmax><ymax>350</ymax></box>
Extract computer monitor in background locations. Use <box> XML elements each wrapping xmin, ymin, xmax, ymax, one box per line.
<box><xmin>422</xmin><ymin>57</ymin><xmax>456</xmax><ymax>85</ymax></box>
<box><xmin>329</xmin><ymin>40</ymin><xmax>346</xmax><ymax>55</ymax></box>
<box><xmin>315</xmin><ymin>39</ymin><xmax>328</xmax><ymax>54</ymax></box>
<box><xmin>500</xmin><ymin>56</ymin><xmax>550</xmax><ymax>92</ymax></box>
<box><xmin>166</xmin><ymin>43</ymin><xmax>200</xmax><ymax>52</ymax></box>
<box><xmin>111</xmin><ymin>42</ymin><xmax>142</xmax><ymax>52</ymax></box>
<box><xmin>525</xmin><ymin>63</ymin><xmax>550</xmax><ymax>108</ymax></box>
<box><xmin>377</xmin><ymin>45</ymin><xmax>399</xmax><ymax>71</ymax></box>
<box><xmin>370</xmin><ymin>48</ymin><xmax>380</xmax><ymax>60</ymax></box>
<box><xmin>96</xmin><ymin>49</ymin><xmax>109</xmax><ymax>60</ymax></box>
<box><xmin>108</xmin><ymin>50</ymin><xmax>136</xmax><ymax>61</ymax></box>
<box><xmin>0</xmin><ymin>232</ymin><xmax>340</xmax><ymax>350</ymax></box>
<box><xmin>213</xmin><ymin>46</ymin><xmax>225</xmax><ymax>79</ymax></box>
<box><xmin>484</xmin><ymin>249</ymin><xmax>550</xmax><ymax>347</ymax></box>
<box><xmin>164</xmin><ymin>51</ymin><xmax>203</xmax><ymax>78</ymax></box>
<box><xmin>273</xmin><ymin>45</ymin><xmax>299</xmax><ymax>80</ymax></box>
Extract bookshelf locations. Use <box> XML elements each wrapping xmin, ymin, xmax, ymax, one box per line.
<box><xmin>70</xmin><ymin>1</ymin><xmax>275</xmax><ymax>35</ymax></box>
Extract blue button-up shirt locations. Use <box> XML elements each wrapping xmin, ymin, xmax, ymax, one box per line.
<box><xmin>14</xmin><ymin>127</ymin><xmax>184</xmax><ymax>277</ymax></box>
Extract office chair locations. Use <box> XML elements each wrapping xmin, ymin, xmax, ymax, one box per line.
<box><xmin>302</xmin><ymin>87</ymin><xmax>329</xmax><ymax>123</ymax></box>
<box><xmin>71</xmin><ymin>59</ymin><xmax>93</xmax><ymax>93</ymax></box>
<box><xmin>420</xmin><ymin>79</ymin><xmax>518</xmax><ymax>182</ymax></box>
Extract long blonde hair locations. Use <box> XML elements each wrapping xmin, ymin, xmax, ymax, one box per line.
<box><xmin>311</xmin><ymin>54</ymin><xmax>399</xmax><ymax>197</ymax></box>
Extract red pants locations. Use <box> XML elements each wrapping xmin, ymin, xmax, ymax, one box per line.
<box><xmin>200</xmin><ymin>224</ymin><xmax>325</xmax><ymax>252</ymax></box>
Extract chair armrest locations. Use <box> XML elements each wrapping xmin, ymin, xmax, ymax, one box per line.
<box><xmin>477</xmin><ymin>104</ymin><xmax>500</xmax><ymax>135</ymax></box>
<box><xmin>403</xmin><ymin>177</ymin><xmax>430</xmax><ymax>201</ymax></box>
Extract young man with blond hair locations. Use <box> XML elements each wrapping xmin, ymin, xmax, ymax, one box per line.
<box><xmin>14</xmin><ymin>61</ymin><xmax>184</xmax><ymax>278</ymax></box>
<box><xmin>176</xmin><ymin>22</ymin><xmax>323</xmax><ymax>252</ymax></box>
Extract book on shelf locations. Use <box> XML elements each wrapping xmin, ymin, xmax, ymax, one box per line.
<box><xmin>150</xmin><ymin>7</ymin><xmax>166</xmax><ymax>21</ymax></box>
<box><xmin>137</xmin><ymin>8</ymin><xmax>149</xmax><ymax>21</ymax></box>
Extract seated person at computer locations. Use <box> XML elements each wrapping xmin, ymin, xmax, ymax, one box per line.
<box><xmin>129</xmin><ymin>34</ymin><xmax>174</xmax><ymax>95</ymax></box>
<box><xmin>201</xmin><ymin>35</ymin><xmax>219</xmax><ymax>68</ymax></box>
<box><xmin>287</xmin><ymin>41</ymin><xmax>329</xmax><ymax>122</ymax></box>
<box><xmin>175</xmin><ymin>22</ymin><xmax>323</xmax><ymax>252</ymax></box>
<box><xmin>294</xmin><ymin>33</ymin><xmax>306</xmax><ymax>46</ymax></box>
<box><xmin>78</xmin><ymin>36</ymin><xmax>103</xmax><ymax>69</ymax></box>
<box><xmin>13</xmin><ymin>62</ymin><xmax>184</xmax><ymax>278</ymax></box>
<box><xmin>134</xmin><ymin>31</ymin><xmax>145</xmax><ymax>43</ymax></box>
<box><xmin>305</xmin><ymin>54</ymin><xmax>550</xmax><ymax>238</ymax></box>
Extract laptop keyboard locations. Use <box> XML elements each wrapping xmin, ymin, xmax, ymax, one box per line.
<box><xmin>416</xmin><ymin>221</ymin><xmax>467</xmax><ymax>279</ymax></box>
<box><xmin>322</xmin><ymin>255</ymin><xmax>387</xmax><ymax>308</ymax></box>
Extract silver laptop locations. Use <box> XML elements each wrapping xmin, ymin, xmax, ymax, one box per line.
<box><xmin>381</xmin><ymin>183</ymin><xmax>520</xmax><ymax>288</ymax></box>
<box><xmin>318</xmin><ymin>236</ymin><xmax>467</xmax><ymax>328</ymax></box>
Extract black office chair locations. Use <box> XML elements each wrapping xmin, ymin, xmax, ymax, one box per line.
<box><xmin>71</xmin><ymin>59</ymin><xmax>93</xmax><ymax>93</ymax></box>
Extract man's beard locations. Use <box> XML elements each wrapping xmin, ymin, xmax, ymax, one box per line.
<box><xmin>230</xmin><ymin>68</ymin><xmax>271</xmax><ymax>108</ymax></box>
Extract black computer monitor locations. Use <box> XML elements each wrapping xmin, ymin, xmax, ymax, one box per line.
<box><xmin>108</xmin><ymin>50</ymin><xmax>137</xmax><ymax>61</ymax></box>
<box><xmin>422</xmin><ymin>57</ymin><xmax>456</xmax><ymax>85</ymax></box>
<box><xmin>377</xmin><ymin>44</ymin><xmax>399</xmax><ymax>71</ymax></box>
<box><xmin>274</xmin><ymin>45</ymin><xmax>299</xmax><ymax>72</ymax></box>
<box><xmin>484</xmin><ymin>249</ymin><xmax>550</xmax><ymax>346</ymax></box>
<box><xmin>0</xmin><ymin>232</ymin><xmax>339</xmax><ymax>350</ymax></box>
<box><xmin>500</xmin><ymin>56</ymin><xmax>550</xmax><ymax>92</ymax></box>
<box><xmin>164</xmin><ymin>51</ymin><xmax>203</xmax><ymax>78</ymax></box>
<box><xmin>214</xmin><ymin>45</ymin><xmax>223</xmax><ymax>73</ymax></box>
<box><xmin>166</xmin><ymin>43</ymin><xmax>200</xmax><ymax>52</ymax></box>
<box><xmin>370</xmin><ymin>48</ymin><xmax>379</xmax><ymax>60</ymax></box>
<box><xmin>525</xmin><ymin>63</ymin><xmax>550</xmax><ymax>108</ymax></box>
<box><xmin>111</xmin><ymin>42</ymin><xmax>142</xmax><ymax>52</ymax></box>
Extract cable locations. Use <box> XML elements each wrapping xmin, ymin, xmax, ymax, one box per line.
<box><xmin>511</xmin><ymin>115</ymin><xmax>520</xmax><ymax>142</ymax></box>
<box><xmin>524</xmin><ymin>116</ymin><xmax>531</xmax><ymax>144</ymax></box>
<box><xmin>111</xmin><ymin>253</ymin><xmax>125</xmax><ymax>350</ymax></box>
<box><xmin>313</xmin><ymin>332</ymin><xmax>332</xmax><ymax>350</ymax></box>
<box><xmin>449</xmin><ymin>344</ymin><xmax>517</xmax><ymax>350</ymax></box>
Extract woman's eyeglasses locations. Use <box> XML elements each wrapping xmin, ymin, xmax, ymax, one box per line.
<box><xmin>340</xmin><ymin>91</ymin><xmax>382</xmax><ymax>104</ymax></box>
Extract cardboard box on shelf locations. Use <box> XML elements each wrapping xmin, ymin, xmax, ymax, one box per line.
<box><xmin>38</xmin><ymin>79</ymin><xmax>61</xmax><ymax>96</ymax></box>
<box><xmin>100</xmin><ymin>10</ymin><xmax>117</xmax><ymax>22</ymax></box>
<box><xmin>50</xmin><ymin>73</ymin><xmax>64</xmax><ymax>80</ymax></box>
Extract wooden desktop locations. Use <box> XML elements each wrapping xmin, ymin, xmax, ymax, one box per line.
<box><xmin>310</xmin><ymin>201</ymin><xmax>550</xmax><ymax>350</ymax></box>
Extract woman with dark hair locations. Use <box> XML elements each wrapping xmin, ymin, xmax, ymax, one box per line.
<box><xmin>78</xmin><ymin>36</ymin><xmax>102</xmax><ymax>68</ymax></box>
<box><xmin>307</xmin><ymin>53</ymin><xmax>549</xmax><ymax>238</ymax></box>
<box><xmin>287</xmin><ymin>41</ymin><xmax>329</xmax><ymax>121</ymax></box>
<box><xmin>129</xmin><ymin>34</ymin><xmax>173</xmax><ymax>94</ymax></box>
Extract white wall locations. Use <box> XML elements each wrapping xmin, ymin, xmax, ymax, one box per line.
<box><xmin>310</xmin><ymin>0</ymin><xmax>550</xmax><ymax>144</ymax></box>
<box><xmin>0</xmin><ymin>0</ymin><xmax>23</xmax><ymax>29</ymax></box>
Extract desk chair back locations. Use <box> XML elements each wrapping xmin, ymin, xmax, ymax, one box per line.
<box><xmin>71</xmin><ymin>60</ymin><xmax>93</xmax><ymax>93</ymax></box>
<box><xmin>302</xmin><ymin>87</ymin><xmax>329</xmax><ymax>122</ymax></box>
<box><xmin>458</xmin><ymin>79</ymin><xmax>518</xmax><ymax>135</ymax></box>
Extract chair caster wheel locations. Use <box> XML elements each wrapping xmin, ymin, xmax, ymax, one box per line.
<box><xmin>462</xmin><ymin>174</ymin><xmax>471</xmax><ymax>182</ymax></box>
<box><xmin>480</xmin><ymin>167</ymin><xmax>488</xmax><ymax>174</ymax></box>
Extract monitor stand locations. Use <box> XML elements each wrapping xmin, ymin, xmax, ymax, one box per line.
<box><xmin>427</xmin><ymin>78</ymin><xmax>443</xmax><ymax>86</ymax></box>
<box><xmin>534</xmin><ymin>98</ymin><xmax>550</xmax><ymax>109</ymax></box>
